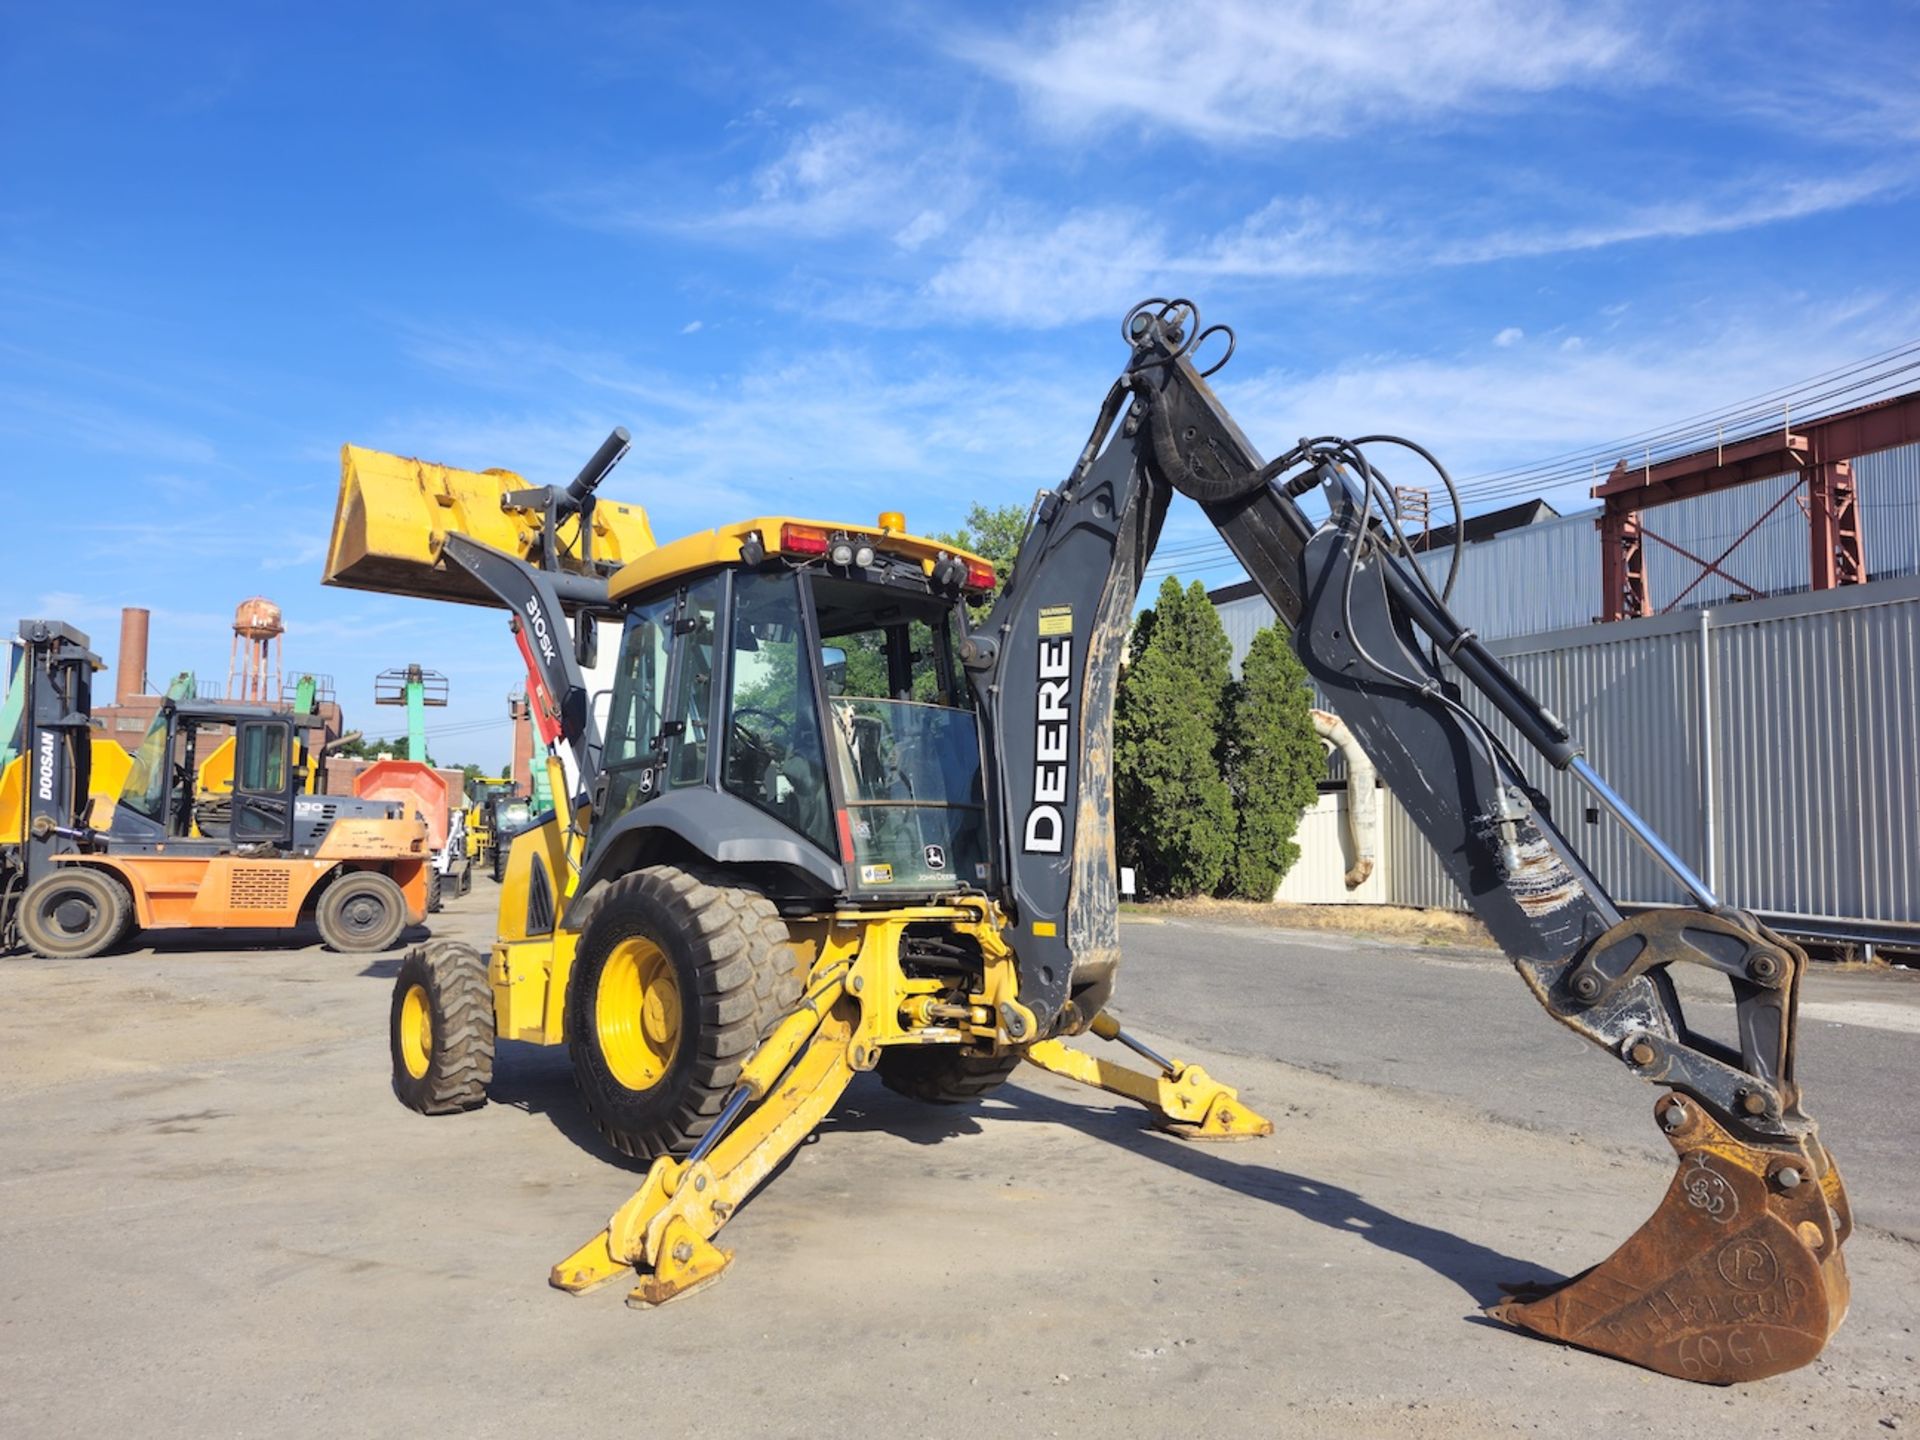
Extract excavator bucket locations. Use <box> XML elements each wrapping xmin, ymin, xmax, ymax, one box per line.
<box><xmin>1489</xmin><ymin>1096</ymin><xmax>1851</xmax><ymax>1383</ymax></box>
<box><xmin>323</xmin><ymin>444</ymin><xmax>656</xmax><ymax>607</ymax></box>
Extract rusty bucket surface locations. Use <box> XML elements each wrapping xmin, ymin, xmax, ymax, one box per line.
<box><xmin>1489</xmin><ymin>1095</ymin><xmax>1851</xmax><ymax>1384</ymax></box>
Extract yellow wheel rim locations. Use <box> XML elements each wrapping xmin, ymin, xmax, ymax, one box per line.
<box><xmin>596</xmin><ymin>936</ymin><xmax>681</xmax><ymax>1092</ymax></box>
<box><xmin>399</xmin><ymin>983</ymin><xmax>433</xmax><ymax>1080</ymax></box>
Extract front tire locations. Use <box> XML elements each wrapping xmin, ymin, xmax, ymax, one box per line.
<box><xmin>390</xmin><ymin>942</ymin><xmax>494</xmax><ymax>1113</ymax></box>
<box><xmin>426</xmin><ymin>867</ymin><xmax>443</xmax><ymax>914</ymax></box>
<box><xmin>566</xmin><ymin>865</ymin><xmax>801</xmax><ymax>1160</ymax></box>
<box><xmin>18</xmin><ymin>868</ymin><xmax>133</xmax><ymax>959</ymax></box>
<box><xmin>317</xmin><ymin>871</ymin><xmax>408</xmax><ymax>953</ymax></box>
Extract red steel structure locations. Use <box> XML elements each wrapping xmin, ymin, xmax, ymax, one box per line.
<box><xmin>1594</xmin><ymin>390</ymin><xmax>1920</xmax><ymax>621</ymax></box>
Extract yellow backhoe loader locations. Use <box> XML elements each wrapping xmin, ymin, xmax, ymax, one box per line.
<box><xmin>328</xmin><ymin>301</ymin><xmax>1850</xmax><ymax>1384</ymax></box>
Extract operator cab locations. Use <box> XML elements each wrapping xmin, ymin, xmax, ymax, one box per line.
<box><xmin>591</xmin><ymin>517</ymin><xmax>996</xmax><ymax>903</ymax></box>
<box><xmin>114</xmin><ymin>696</ymin><xmax>346</xmax><ymax>849</ymax></box>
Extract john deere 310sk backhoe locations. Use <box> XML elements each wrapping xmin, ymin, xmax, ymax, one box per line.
<box><xmin>326</xmin><ymin>301</ymin><xmax>1849</xmax><ymax>1384</ymax></box>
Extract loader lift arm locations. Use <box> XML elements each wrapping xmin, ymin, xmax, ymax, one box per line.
<box><xmin>415</xmin><ymin>428</ymin><xmax>635</xmax><ymax>805</ymax></box>
<box><xmin>962</xmin><ymin>300</ymin><xmax>1849</xmax><ymax>1382</ymax></box>
<box><xmin>418</xmin><ymin>431</ymin><xmax>631</xmax><ymax>886</ymax></box>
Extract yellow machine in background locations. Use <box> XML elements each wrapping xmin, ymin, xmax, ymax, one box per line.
<box><xmin>0</xmin><ymin>737</ymin><xmax>131</xmax><ymax>840</ymax></box>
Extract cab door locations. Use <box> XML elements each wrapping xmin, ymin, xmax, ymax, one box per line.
<box><xmin>589</xmin><ymin>576</ymin><xmax>721</xmax><ymax>845</ymax></box>
<box><xmin>231</xmin><ymin>719</ymin><xmax>296</xmax><ymax>847</ymax></box>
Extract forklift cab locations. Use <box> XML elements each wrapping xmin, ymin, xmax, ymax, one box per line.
<box><xmin>117</xmin><ymin>700</ymin><xmax>297</xmax><ymax>846</ymax></box>
<box><xmin>590</xmin><ymin>528</ymin><xmax>993</xmax><ymax>901</ymax></box>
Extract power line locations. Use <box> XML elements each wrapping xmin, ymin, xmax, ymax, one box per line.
<box><xmin>1143</xmin><ymin>336</ymin><xmax>1920</xmax><ymax>585</ymax></box>
<box><xmin>1453</xmin><ymin>338</ymin><xmax>1920</xmax><ymax>493</ymax></box>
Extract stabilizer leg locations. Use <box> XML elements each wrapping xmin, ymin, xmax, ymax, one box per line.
<box><xmin>551</xmin><ymin>975</ymin><xmax>859</xmax><ymax>1306</ymax></box>
<box><xmin>1024</xmin><ymin>1011</ymin><xmax>1274</xmax><ymax>1141</ymax></box>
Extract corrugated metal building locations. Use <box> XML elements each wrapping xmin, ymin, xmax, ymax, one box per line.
<box><xmin>1218</xmin><ymin>442</ymin><xmax>1920</xmax><ymax>946</ymax></box>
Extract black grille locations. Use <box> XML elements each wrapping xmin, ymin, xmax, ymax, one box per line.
<box><xmin>526</xmin><ymin>859</ymin><xmax>555</xmax><ymax>937</ymax></box>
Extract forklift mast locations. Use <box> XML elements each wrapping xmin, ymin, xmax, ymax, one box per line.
<box><xmin>11</xmin><ymin>621</ymin><xmax>99</xmax><ymax>877</ymax></box>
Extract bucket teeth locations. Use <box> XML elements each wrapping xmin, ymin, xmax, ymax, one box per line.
<box><xmin>1488</xmin><ymin>1096</ymin><xmax>1851</xmax><ymax>1383</ymax></box>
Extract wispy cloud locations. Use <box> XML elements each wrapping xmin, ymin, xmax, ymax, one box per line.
<box><xmin>952</xmin><ymin>0</ymin><xmax>1642</xmax><ymax>143</ymax></box>
<box><xmin>903</xmin><ymin>165</ymin><xmax>1904</xmax><ymax>328</ymax></box>
<box><xmin>1214</xmin><ymin>299</ymin><xmax>1920</xmax><ymax>498</ymax></box>
<box><xmin>388</xmin><ymin>320</ymin><xmax>1108</xmax><ymax>537</ymax></box>
<box><xmin>921</xmin><ymin>207</ymin><xmax>1170</xmax><ymax>327</ymax></box>
<box><xmin>552</xmin><ymin>109</ymin><xmax>989</xmax><ymax>254</ymax></box>
<box><xmin>0</xmin><ymin>389</ymin><xmax>220</xmax><ymax>468</ymax></box>
<box><xmin>1437</xmin><ymin>170</ymin><xmax>1911</xmax><ymax>263</ymax></box>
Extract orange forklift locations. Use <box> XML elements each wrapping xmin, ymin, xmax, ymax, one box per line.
<box><xmin>1</xmin><ymin>619</ymin><xmax>430</xmax><ymax>958</ymax></box>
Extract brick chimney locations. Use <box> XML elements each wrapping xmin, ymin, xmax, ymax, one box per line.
<box><xmin>510</xmin><ymin>693</ymin><xmax>533</xmax><ymax>794</ymax></box>
<box><xmin>116</xmin><ymin>607</ymin><xmax>150</xmax><ymax>704</ymax></box>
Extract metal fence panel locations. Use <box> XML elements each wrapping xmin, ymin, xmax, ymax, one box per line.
<box><xmin>1370</xmin><ymin>577</ymin><xmax>1920</xmax><ymax>931</ymax></box>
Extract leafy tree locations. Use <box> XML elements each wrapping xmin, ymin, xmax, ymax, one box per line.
<box><xmin>330</xmin><ymin>733</ymin><xmax>449</xmax><ymax>767</ymax></box>
<box><xmin>1114</xmin><ymin>577</ymin><xmax>1235</xmax><ymax>896</ymax></box>
<box><xmin>1220</xmin><ymin>626</ymin><xmax>1323</xmax><ymax>900</ymax></box>
<box><xmin>936</xmin><ymin>501</ymin><xmax>1027</xmax><ymax>619</ymax></box>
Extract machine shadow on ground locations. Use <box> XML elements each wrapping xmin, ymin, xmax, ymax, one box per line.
<box><xmin>129</xmin><ymin>922</ymin><xmax>432</xmax><ymax>958</ymax></box>
<box><xmin>833</xmin><ymin>1074</ymin><xmax>1557</xmax><ymax>1307</ymax></box>
<box><xmin>482</xmin><ymin>1033</ymin><xmax>1553</xmax><ymax>1307</ymax></box>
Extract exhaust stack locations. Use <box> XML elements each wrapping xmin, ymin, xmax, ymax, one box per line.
<box><xmin>116</xmin><ymin>607</ymin><xmax>150</xmax><ymax>704</ymax></box>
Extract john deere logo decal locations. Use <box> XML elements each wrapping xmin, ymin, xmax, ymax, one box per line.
<box><xmin>924</xmin><ymin>844</ymin><xmax>946</xmax><ymax>871</ymax></box>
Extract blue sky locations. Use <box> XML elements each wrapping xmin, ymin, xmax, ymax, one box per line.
<box><xmin>4</xmin><ymin>1</ymin><xmax>1917</xmax><ymax>769</ymax></box>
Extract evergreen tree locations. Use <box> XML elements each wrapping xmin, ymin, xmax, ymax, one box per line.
<box><xmin>1114</xmin><ymin>577</ymin><xmax>1235</xmax><ymax>896</ymax></box>
<box><xmin>1221</xmin><ymin>626</ymin><xmax>1323</xmax><ymax>900</ymax></box>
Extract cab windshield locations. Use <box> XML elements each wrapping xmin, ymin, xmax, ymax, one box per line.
<box><xmin>812</xmin><ymin>574</ymin><xmax>985</xmax><ymax>892</ymax></box>
<box><xmin>831</xmin><ymin>696</ymin><xmax>985</xmax><ymax>890</ymax></box>
<box><xmin>118</xmin><ymin>674</ymin><xmax>195</xmax><ymax>822</ymax></box>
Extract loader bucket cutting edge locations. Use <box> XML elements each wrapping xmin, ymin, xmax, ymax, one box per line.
<box><xmin>1487</xmin><ymin>1095</ymin><xmax>1851</xmax><ymax>1383</ymax></box>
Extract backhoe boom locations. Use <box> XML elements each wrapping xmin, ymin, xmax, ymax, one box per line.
<box><xmin>964</xmin><ymin>300</ymin><xmax>1849</xmax><ymax>1381</ymax></box>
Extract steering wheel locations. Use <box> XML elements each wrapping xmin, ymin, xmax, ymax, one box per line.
<box><xmin>731</xmin><ymin>706</ymin><xmax>795</xmax><ymax>760</ymax></box>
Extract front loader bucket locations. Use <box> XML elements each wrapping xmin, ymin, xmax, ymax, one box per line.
<box><xmin>1489</xmin><ymin>1095</ymin><xmax>1851</xmax><ymax>1383</ymax></box>
<box><xmin>323</xmin><ymin>444</ymin><xmax>656</xmax><ymax>607</ymax></box>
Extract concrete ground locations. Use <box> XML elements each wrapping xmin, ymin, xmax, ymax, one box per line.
<box><xmin>2</xmin><ymin>890</ymin><xmax>1915</xmax><ymax>1439</ymax></box>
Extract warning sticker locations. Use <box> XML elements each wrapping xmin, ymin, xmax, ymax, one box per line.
<box><xmin>1037</xmin><ymin>604</ymin><xmax>1073</xmax><ymax>637</ymax></box>
<box><xmin>860</xmin><ymin>863</ymin><xmax>894</xmax><ymax>885</ymax></box>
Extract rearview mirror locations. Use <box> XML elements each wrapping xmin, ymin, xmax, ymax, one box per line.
<box><xmin>820</xmin><ymin>646</ymin><xmax>847</xmax><ymax>696</ymax></box>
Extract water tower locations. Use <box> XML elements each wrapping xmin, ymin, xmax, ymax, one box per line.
<box><xmin>227</xmin><ymin>597</ymin><xmax>284</xmax><ymax>703</ymax></box>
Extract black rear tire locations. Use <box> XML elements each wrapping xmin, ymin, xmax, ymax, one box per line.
<box><xmin>566</xmin><ymin>865</ymin><xmax>801</xmax><ymax>1161</ymax></box>
<box><xmin>877</xmin><ymin>1046</ymin><xmax>1024</xmax><ymax>1104</ymax></box>
<box><xmin>18</xmin><ymin>868</ymin><xmax>133</xmax><ymax>959</ymax></box>
<box><xmin>317</xmin><ymin>871</ymin><xmax>408</xmax><ymax>953</ymax></box>
<box><xmin>391</xmin><ymin>942</ymin><xmax>494</xmax><ymax>1113</ymax></box>
<box><xmin>426</xmin><ymin>868</ymin><xmax>443</xmax><ymax>914</ymax></box>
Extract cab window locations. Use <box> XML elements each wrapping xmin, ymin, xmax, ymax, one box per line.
<box><xmin>666</xmin><ymin>579</ymin><xmax>719</xmax><ymax>788</ymax></box>
<box><xmin>599</xmin><ymin>594</ymin><xmax>675</xmax><ymax>822</ymax></box>
<box><xmin>236</xmin><ymin>722</ymin><xmax>287</xmax><ymax>793</ymax></box>
<box><xmin>725</xmin><ymin>572</ymin><xmax>834</xmax><ymax>854</ymax></box>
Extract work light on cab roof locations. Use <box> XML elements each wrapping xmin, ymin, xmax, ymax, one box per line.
<box><xmin>774</xmin><ymin>517</ymin><xmax>993</xmax><ymax>593</ymax></box>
